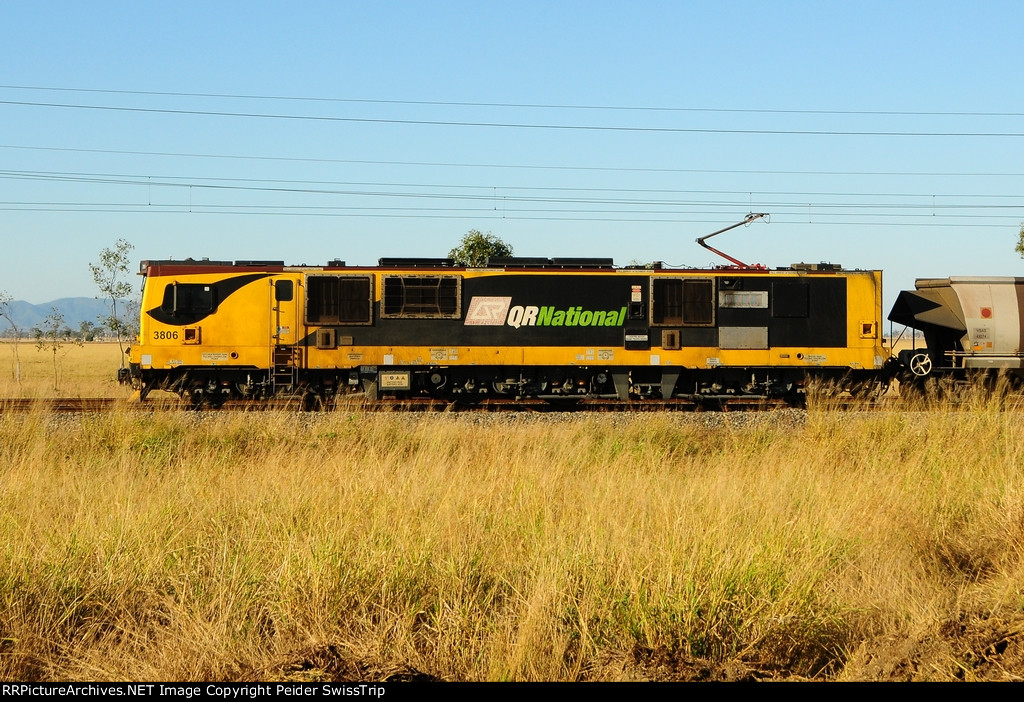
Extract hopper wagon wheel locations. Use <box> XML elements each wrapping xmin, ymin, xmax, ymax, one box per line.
<box><xmin>909</xmin><ymin>352</ymin><xmax>933</xmax><ymax>377</ymax></box>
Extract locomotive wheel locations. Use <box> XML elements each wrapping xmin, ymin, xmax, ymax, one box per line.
<box><xmin>909</xmin><ymin>352</ymin><xmax>932</xmax><ymax>377</ymax></box>
<box><xmin>301</xmin><ymin>390</ymin><xmax>331</xmax><ymax>411</ymax></box>
<box><xmin>899</xmin><ymin>376</ymin><xmax>939</xmax><ymax>403</ymax></box>
<box><xmin>361</xmin><ymin>379</ymin><xmax>379</xmax><ymax>402</ymax></box>
<box><xmin>802</xmin><ymin>377</ymin><xmax>843</xmax><ymax>406</ymax></box>
<box><xmin>187</xmin><ymin>387</ymin><xmax>205</xmax><ymax>409</ymax></box>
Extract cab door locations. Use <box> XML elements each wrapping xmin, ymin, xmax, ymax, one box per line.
<box><xmin>270</xmin><ymin>277</ymin><xmax>301</xmax><ymax>391</ymax></box>
<box><xmin>272</xmin><ymin>278</ymin><xmax>298</xmax><ymax>346</ymax></box>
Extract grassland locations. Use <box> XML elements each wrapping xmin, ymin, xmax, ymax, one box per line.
<box><xmin>0</xmin><ymin>341</ymin><xmax>132</xmax><ymax>399</ymax></box>
<box><xmin>1</xmin><ymin>344</ymin><xmax>1023</xmax><ymax>681</ymax></box>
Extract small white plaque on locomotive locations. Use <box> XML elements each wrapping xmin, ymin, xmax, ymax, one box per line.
<box><xmin>379</xmin><ymin>372</ymin><xmax>411</xmax><ymax>389</ymax></box>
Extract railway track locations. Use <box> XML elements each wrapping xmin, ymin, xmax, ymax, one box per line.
<box><xmin>0</xmin><ymin>398</ymin><xmax>127</xmax><ymax>413</ymax></box>
<box><xmin>0</xmin><ymin>393</ymin><xmax>915</xmax><ymax>413</ymax></box>
<box><xmin>3</xmin><ymin>390</ymin><xmax>1023</xmax><ymax>413</ymax></box>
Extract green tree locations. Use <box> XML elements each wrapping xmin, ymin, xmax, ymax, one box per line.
<box><xmin>448</xmin><ymin>230</ymin><xmax>513</xmax><ymax>267</ymax></box>
<box><xmin>35</xmin><ymin>307</ymin><xmax>81</xmax><ymax>391</ymax></box>
<box><xmin>89</xmin><ymin>238</ymin><xmax>136</xmax><ymax>368</ymax></box>
<box><xmin>0</xmin><ymin>291</ymin><xmax>22</xmax><ymax>383</ymax></box>
<box><xmin>1017</xmin><ymin>223</ymin><xmax>1024</xmax><ymax>258</ymax></box>
<box><xmin>78</xmin><ymin>320</ymin><xmax>98</xmax><ymax>342</ymax></box>
<box><xmin>627</xmin><ymin>259</ymin><xmax>663</xmax><ymax>269</ymax></box>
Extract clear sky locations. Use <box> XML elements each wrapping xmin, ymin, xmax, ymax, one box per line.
<box><xmin>2</xmin><ymin>1</ymin><xmax>1023</xmax><ymax>316</ymax></box>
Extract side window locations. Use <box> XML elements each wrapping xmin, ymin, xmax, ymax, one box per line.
<box><xmin>381</xmin><ymin>275</ymin><xmax>461</xmax><ymax>319</ymax></box>
<box><xmin>306</xmin><ymin>275</ymin><xmax>373</xmax><ymax>325</ymax></box>
<box><xmin>652</xmin><ymin>278</ymin><xmax>714</xmax><ymax>326</ymax></box>
<box><xmin>275</xmin><ymin>279</ymin><xmax>293</xmax><ymax>302</ymax></box>
<box><xmin>161</xmin><ymin>283</ymin><xmax>216</xmax><ymax>316</ymax></box>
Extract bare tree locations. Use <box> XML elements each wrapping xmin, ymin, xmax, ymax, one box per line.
<box><xmin>0</xmin><ymin>291</ymin><xmax>22</xmax><ymax>384</ymax></box>
<box><xmin>89</xmin><ymin>238</ymin><xmax>136</xmax><ymax>368</ymax></box>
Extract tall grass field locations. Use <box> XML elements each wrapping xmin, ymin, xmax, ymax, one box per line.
<box><xmin>1</xmin><ymin>344</ymin><xmax>1023</xmax><ymax>681</ymax></box>
<box><xmin>0</xmin><ymin>341</ymin><xmax>131</xmax><ymax>398</ymax></box>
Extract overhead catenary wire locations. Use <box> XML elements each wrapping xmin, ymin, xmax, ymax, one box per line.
<box><xmin>0</xmin><ymin>208</ymin><xmax>1018</xmax><ymax>230</ymax></box>
<box><xmin>3</xmin><ymin>168</ymin><xmax>1024</xmax><ymax>202</ymax></box>
<box><xmin>4</xmin><ymin>84</ymin><xmax>1024</xmax><ymax>118</ymax></box>
<box><xmin>2</xmin><ymin>86</ymin><xmax>1022</xmax><ymax>235</ymax></box>
<box><xmin>1</xmin><ymin>165</ymin><xmax>1021</xmax><ymax>228</ymax></box>
<box><xmin>3</xmin><ymin>99</ymin><xmax>1024</xmax><ymax>138</ymax></box>
<box><xmin>4</xmin><ymin>145</ymin><xmax>1024</xmax><ymax>180</ymax></box>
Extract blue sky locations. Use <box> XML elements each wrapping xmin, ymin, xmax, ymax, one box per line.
<box><xmin>2</xmin><ymin>1</ymin><xmax>1023</xmax><ymax>315</ymax></box>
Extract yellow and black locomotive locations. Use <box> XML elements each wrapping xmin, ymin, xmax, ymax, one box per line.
<box><xmin>129</xmin><ymin>254</ymin><xmax>885</xmax><ymax>406</ymax></box>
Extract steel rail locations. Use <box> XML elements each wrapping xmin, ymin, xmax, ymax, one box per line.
<box><xmin>8</xmin><ymin>392</ymin><xmax>1019</xmax><ymax>413</ymax></box>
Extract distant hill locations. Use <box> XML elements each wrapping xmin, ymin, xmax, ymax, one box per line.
<box><xmin>0</xmin><ymin>298</ymin><xmax>133</xmax><ymax>335</ymax></box>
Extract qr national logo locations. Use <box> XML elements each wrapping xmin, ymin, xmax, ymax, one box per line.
<box><xmin>464</xmin><ymin>296</ymin><xmax>512</xmax><ymax>326</ymax></box>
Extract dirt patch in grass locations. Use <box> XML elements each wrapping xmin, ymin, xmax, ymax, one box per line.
<box><xmin>264</xmin><ymin>645</ymin><xmax>441</xmax><ymax>682</ymax></box>
<box><xmin>840</xmin><ymin>612</ymin><xmax>1024</xmax><ymax>682</ymax></box>
<box><xmin>256</xmin><ymin>612</ymin><xmax>1024</xmax><ymax>682</ymax></box>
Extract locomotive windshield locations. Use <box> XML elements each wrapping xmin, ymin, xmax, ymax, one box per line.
<box><xmin>161</xmin><ymin>283</ymin><xmax>215</xmax><ymax>316</ymax></box>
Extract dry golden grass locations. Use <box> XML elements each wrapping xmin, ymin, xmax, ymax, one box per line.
<box><xmin>2</xmin><ymin>402</ymin><xmax>1024</xmax><ymax>681</ymax></box>
<box><xmin>3</xmin><ymin>345</ymin><xmax>1023</xmax><ymax>681</ymax></box>
<box><xmin>0</xmin><ymin>341</ymin><xmax>131</xmax><ymax>399</ymax></box>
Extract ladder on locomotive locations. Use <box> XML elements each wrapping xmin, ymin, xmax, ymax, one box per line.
<box><xmin>271</xmin><ymin>345</ymin><xmax>298</xmax><ymax>392</ymax></box>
